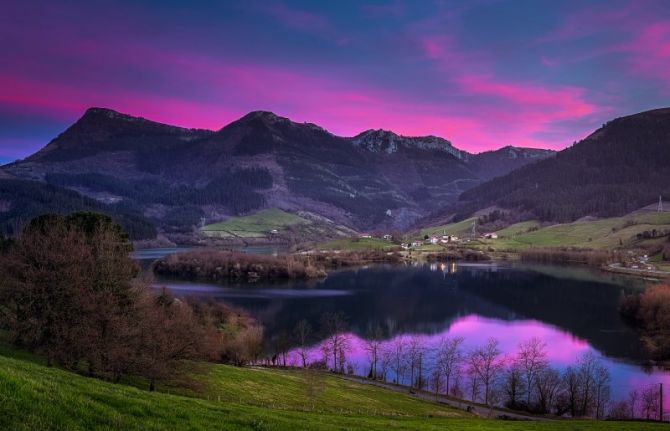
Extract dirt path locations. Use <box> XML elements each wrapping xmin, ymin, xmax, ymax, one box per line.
<box><xmin>338</xmin><ymin>375</ymin><xmax>548</xmax><ymax>421</ymax></box>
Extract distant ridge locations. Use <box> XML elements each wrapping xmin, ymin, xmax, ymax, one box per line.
<box><xmin>450</xmin><ymin>107</ymin><xmax>670</xmax><ymax>223</ymax></box>
<box><xmin>1</xmin><ymin>107</ymin><xmax>554</xmax><ymax>233</ymax></box>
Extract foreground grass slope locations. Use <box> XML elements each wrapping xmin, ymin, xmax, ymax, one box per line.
<box><xmin>1</xmin><ymin>353</ymin><xmax>667</xmax><ymax>430</ymax></box>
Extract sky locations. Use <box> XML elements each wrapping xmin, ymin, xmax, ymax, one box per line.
<box><xmin>1</xmin><ymin>0</ymin><xmax>669</xmax><ymax>163</ymax></box>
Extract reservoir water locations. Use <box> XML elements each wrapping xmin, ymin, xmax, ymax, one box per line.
<box><xmin>146</xmin><ymin>255</ymin><xmax>669</xmax><ymax>408</ymax></box>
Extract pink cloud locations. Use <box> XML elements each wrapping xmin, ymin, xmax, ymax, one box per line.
<box><xmin>0</xmin><ymin>1</ymin><xmax>608</xmax><ymax>154</ymax></box>
<box><xmin>459</xmin><ymin>74</ymin><xmax>595</xmax><ymax>119</ymax></box>
<box><xmin>621</xmin><ymin>20</ymin><xmax>670</xmax><ymax>90</ymax></box>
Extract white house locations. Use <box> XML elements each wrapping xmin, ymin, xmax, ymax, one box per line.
<box><xmin>429</xmin><ymin>236</ymin><xmax>440</xmax><ymax>244</ymax></box>
<box><xmin>383</xmin><ymin>234</ymin><xmax>393</xmax><ymax>241</ymax></box>
<box><xmin>484</xmin><ymin>232</ymin><xmax>498</xmax><ymax>239</ymax></box>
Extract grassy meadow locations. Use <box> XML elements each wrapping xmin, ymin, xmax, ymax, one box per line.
<box><xmin>419</xmin><ymin>217</ymin><xmax>477</xmax><ymax>239</ymax></box>
<box><xmin>201</xmin><ymin>209</ymin><xmax>309</xmax><ymax>238</ymax></box>
<box><xmin>317</xmin><ymin>237</ymin><xmax>397</xmax><ymax>251</ymax></box>
<box><xmin>483</xmin><ymin>211</ymin><xmax>670</xmax><ymax>251</ymax></box>
<box><xmin>1</xmin><ymin>350</ymin><xmax>668</xmax><ymax>431</ymax></box>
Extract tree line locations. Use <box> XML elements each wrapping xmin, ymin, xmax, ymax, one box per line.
<box><xmin>270</xmin><ymin>316</ymin><xmax>664</xmax><ymax>421</ymax></box>
<box><xmin>0</xmin><ymin>179</ymin><xmax>156</xmax><ymax>240</ymax></box>
<box><xmin>620</xmin><ymin>284</ymin><xmax>670</xmax><ymax>359</ymax></box>
<box><xmin>0</xmin><ymin>212</ymin><xmax>263</xmax><ymax>390</ymax></box>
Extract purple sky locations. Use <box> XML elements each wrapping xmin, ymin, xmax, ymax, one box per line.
<box><xmin>1</xmin><ymin>0</ymin><xmax>669</xmax><ymax>163</ymax></box>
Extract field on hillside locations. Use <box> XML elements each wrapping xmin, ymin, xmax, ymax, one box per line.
<box><xmin>317</xmin><ymin>237</ymin><xmax>397</xmax><ymax>251</ymax></box>
<box><xmin>420</xmin><ymin>217</ymin><xmax>477</xmax><ymax>238</ymax></box>
<box><xmin>418</xmin><ymin>211</ymin><xmax>670</xmax><ymax>253</ymax></box>
<box><xmin>483</xmin><ymin>211</ymin><xmax>670</xmax><ymax>251</ymax></box>
<box><xmin>1</xmin><ymin>352</ymin><xmax>667</xmax><ymax>431</ymax></box>
<box><xmin>201</xmin><ymin>209</ymin><xmax>309</xmax><ymax>238</ymax></box>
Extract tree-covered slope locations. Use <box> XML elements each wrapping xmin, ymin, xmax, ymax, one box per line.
<box><xmin>456</xmin><ymin>108</ymin><xmax>670</xmax><ymax>222</ymax></box>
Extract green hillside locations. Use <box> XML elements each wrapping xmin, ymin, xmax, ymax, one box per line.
<box><xmin>0</xmin><ymin>352</ymin><xmax>664</xmax><ymax>430</ymax></box>
<box><xmin>201</xmin><ymin>209</ymin><xmax>309</xmax><ymax>238</ymax></box>
<box><xmin>420</xmin><ymin>217</ymin><xmax>477</xmax><ymax>238</ymax></box>
<box><xmin>486</xmin><ymin>211</ymin><xmax>670</xmax><ymax>251</ymax></box>
<box><xmin>317</xmin><ymin>237</ymin><xmax>396</xmax><ymax>251</ymax></box>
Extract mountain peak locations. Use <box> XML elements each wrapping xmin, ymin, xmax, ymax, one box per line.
<box><xmin>240</xmin><ymin>110</ymin><xmax>291</xmax><ymax>125</ymax></box>
<box><xmin>351</xmin><ymin>129</ymin><xmax>468</xmax><ymax>159</ymax></box>
<box><xmin>79</xmin><ymin>107</ymin><xmax>148</xmax><ymax>124</ymax></box>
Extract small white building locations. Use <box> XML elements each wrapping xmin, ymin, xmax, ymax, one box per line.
<box><xmin>484</xmin><ymin>232</ymin><xmax>498</xmax><ymax>239</ymax></box>
<box><xmin>429</xmin><ymin>236</ymin><xmax>440</xmax><ymax>244</ymax></box>
<box><xmin>383</xmin><ymin>234</ymin><xmax>393</xmax><ymax>241</ymax></box>
<box><xmin>411</xmin><ymin>241</ymin><xmax>423</xmax><ymax>248</ymax></box>
<box><xmin>360</xmin><ymin>233</ymin><xmax>372</xmax><ymax>239</ymax></box>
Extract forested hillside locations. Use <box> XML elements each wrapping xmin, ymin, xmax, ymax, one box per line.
<box><xmin>455</xmin><ymin>108</ymin><xmax>670</xmax><ymax>222</ymax></box>
<box><xmin>0</xmin><ymin>179</ymin><xmax>156</xmax><ymax>239</ymax></box>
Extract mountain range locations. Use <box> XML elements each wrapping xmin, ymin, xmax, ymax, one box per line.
<box><xmin>0</xmin><ymin>108</ymin><xmax>552</xmax><ymax>237</ymax></box>
<box><xmin>450</xmin><ymin>107</ymin><xmax>670</xmax><ymax>224</ymax></box>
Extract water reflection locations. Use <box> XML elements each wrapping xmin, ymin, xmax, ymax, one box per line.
<box><xmin>155</xmin><ymin>261</ymin><xmax>666</xmax><ymax>406</ymax></box>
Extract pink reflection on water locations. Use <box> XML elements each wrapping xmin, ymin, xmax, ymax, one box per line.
<box><xmin>286</xmin><ymin>314</ymin><xmax>670</xmax><ymax>408</ymax></box>
<box><xmin>288</xmin><ymin>314</ymin><xmax>590</xmax><ymax>370</ymax></box>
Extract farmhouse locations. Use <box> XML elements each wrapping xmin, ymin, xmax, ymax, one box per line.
<box><xmin>483</xmin><ymin>232</ymin><xmax>498</xmax><ymax>239</ymax></box>
<box><xmin>441</xmin><ymin>235</ymin><xmax>459</xmax><ymax>243</ymax></box>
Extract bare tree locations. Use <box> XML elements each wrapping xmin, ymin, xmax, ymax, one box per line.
<box><xmin>563</xmin><ymin>366</ymin><xmax>580</xmax><ymax>417</ymax></box>
<box><xmin>430</xmin><ymin>366</ymin><xmax>443</xmax><ymax>400</ymax></box>
<box><xmin>437</xmin><ymin>336</ymin><xmax>464</xmax><ymax>396</ymax></box>
<box><xmin>389</xmin><ymin>337</ymin><xmax>407</xmax><ymax>385</ymax></box>
<box><xmin>363</xmin><ymin>325</ymin><xmax>384</xmax><ymax>379</ymax></box>
<box><xmin>517</xmin><ymin>337</ymin><xmax>548</xmax><ymax>407</ymax></box>
<box><xmin>503</xmin><ymin>362</ymin><xmax>524</xmax><ymax>410</ymax></box>
<box><xmin>406</xmin><ymin>336</ymin><xmax>426</xmax><ymax>388</ymax></box>
<box><xmin>575</xmin><ymin>351</ymin><xmax>611</xmax><ymax>417</ymax></box>
<box><xmin>593</xmin><ymin>362</ymin><xmax>610</xmax><ymax>419</ymax></box>
<box><xmin>629</xmin><ymin>389</ymin><xmax>639</xmax><ymax>419</ymax></box>
<box><xmin>378</xmin><ymin>344</ymin><xmax>393</xmax><ymax>382</ymax></box>
<box><xmin>468</xmin><ymin>338</ymin><xmax>505</xmax><ymax>405</ymax></box>
<box><xmin>293</xmin><ymin>319</ymin><xmax>312</xmax><ymax>368</ymax></box>
<box><xmin>641</xmin><ymin>385</ymin><xmax>660</xmax><ymax>420</ymax></box>
<box><xmin>319</xmin><ymin>311</ymin><xmax>350</xmax><ymax>372</ymax></box>
<box><xmin>535</xmin><ymin>366</ymin><xmax>562</xmax><ymax>414</ymax></box>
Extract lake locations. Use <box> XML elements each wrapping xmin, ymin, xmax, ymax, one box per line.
<box><xmin>152</xmin><ymin>258</ymin><xmax>670</xmax><ymax>408</ymax></box>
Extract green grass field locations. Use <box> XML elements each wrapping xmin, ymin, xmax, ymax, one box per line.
<box><xmin>420</xmin><ymin>212</ymin><xmax>670</xmax><ymax>253</ymax></box>
<box><xmin>484</xmin><ymin>212</ymin><xmax>670</xmax><ymax>251</ymax></box>
<box><xmin>201</xmin><ymin>209</ymin><xmax>309</xmax><ymax>238</ymax></box>
<box><xmin>420</xmin><ymin>217</ymin><xmax>477</xmax><ymax>238</ymax></box>
<box><xmin>1</xmin><ymin>352</ymin><xmax>667</xmax><ymax>431</ymax></box>
<box><xmin>317</xmin><ymin>237</ymin><xmax>396</xmax><ymax>251</ymax></box>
